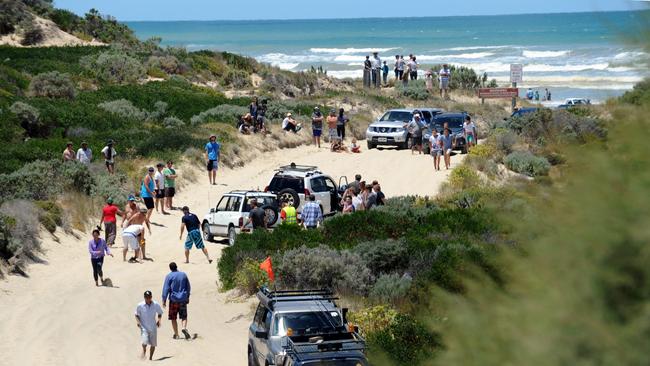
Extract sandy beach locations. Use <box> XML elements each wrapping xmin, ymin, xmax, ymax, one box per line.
<box><xmin>0</xmin><ymin>143</ymin><xmax>464</xmax><ymax>366</ymax></box>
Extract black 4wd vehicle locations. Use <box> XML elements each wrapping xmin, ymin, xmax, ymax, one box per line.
<box><xmin>423</xmin><ymin>112</ymin><xmax>470</xmax><ymax>154</ymax></box>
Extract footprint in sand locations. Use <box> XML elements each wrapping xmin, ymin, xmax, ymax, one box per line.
<box><xmin>225</xmin><ymin>314</ymin><xmax>245</xmax><ymax>323</ymax></box>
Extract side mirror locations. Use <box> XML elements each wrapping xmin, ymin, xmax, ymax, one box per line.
<box><xmin>255</xmin><ymin>331</ymin><xmax>268</xmax><ymax>339</ymax></box>
<box><xmin>210</xmin><ymin>208</ymin><xmax>215</xmax><ymax>213</ymax></box>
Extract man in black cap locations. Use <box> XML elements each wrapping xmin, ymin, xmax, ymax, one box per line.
<box><xmin>135</xmin><ymin>290</ymin><xmax>163</xmax><ymax>360</ymax></box>
<box><xmin>101</xmin><ymin>139</ymin><xmax>116</xmax><ymax>174</ymax></box>
<box><xmin>179</xmin><ymin>206</ymin><xmax>212</xmax><ymax>264</ymax></box>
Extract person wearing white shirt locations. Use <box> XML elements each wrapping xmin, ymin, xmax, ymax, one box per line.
<box><xmin>101</xmin><ymin>140</ymin><xmax>117</xmax><ymax>174</ymax></box>
<box><xmin>154</xmin><ymin>163</ymin><xmax>168</xmax><ymax>215</ymax></box>
<box><xmin>463</xmin><ymin>115</ymin><xmax>477</xmax><ymax>151</ymax></box>
<box><xmin>135</xmin><ymin>290</ymin><xmax>163</xmax><ymax>361</ymax></box>
<box><xmin>408</xmin><ymin>56</ymin><xmax>418</xmax><ymax>80</ymax></box>
<box><xmin>439</xmin><ymin>64</ymin><xmax>451</xmax><ymax>99</ymax></box>
<box><xmin>371</xmin><ymin>52</ymin><xmax>382</xmax><ymax>88</ymax></box>
<box><xmin>76</xmin><ymin>142</ymin><xmax>92</xmax><ymax>165</ymax></box>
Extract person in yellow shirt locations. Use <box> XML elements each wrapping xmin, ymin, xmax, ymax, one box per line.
<box><xmin>279</xmin><ymin>200</ymin><xmax>297</xmax><ymax>225</ymax></box>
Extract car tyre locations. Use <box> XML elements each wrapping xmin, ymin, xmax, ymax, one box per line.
<box><xmin>248</xmin><ymin>347</ymin><xmax>258</xmax><ymax>366</ymax></box>
<box><xmin>261</xmin><ymin>205</ymin><xmax>279</xmax><ymax>226</ymax></box>
<box><xmin>227</xmin><ymin>226</ymin><xmax>237</xmax><ymax>246</ymax></box>
<box><xmin>202</xmin><ymin>221</ymin><xmax>214</xmax><ymax>242</ymax></box>
<box><xmin>367</xmin><ymin>141</ymin><xmax>375</xmax><ymax>150</ymax></box>
<box><xmin>278</xmin><ymin>188</ymin><xmax>300</xmax><ymax>208</ymax></box>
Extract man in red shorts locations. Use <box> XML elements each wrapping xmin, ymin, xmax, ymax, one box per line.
<box><xmin>99</xmin><ymin>197</ymin><xmax>123</xmax><ymax>247</ymax></box>
<box><xmin>162</xmin><ymin>262</ymin><xmax>192</xmax><ymax>340</ymax></box>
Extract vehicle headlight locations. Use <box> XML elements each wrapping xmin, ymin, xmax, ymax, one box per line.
<box><xmin>396</xmin><ymin>127</ymin><xmax>405</xmax><ymax>133</ymax></box>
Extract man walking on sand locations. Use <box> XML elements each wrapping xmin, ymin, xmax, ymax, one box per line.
<box><xmin>179</xmin><ymin>206</ymin><xmax>212</xmax><ymax>264</ymax></box>
<box><xmin>141</xmin><ymin>167</ymin><xmax>156</xmax><ymax>222</ymax></box>
<box><xmin>99</xmin><ymin>197</ymin><xmax>122</xmax><ymax>247</ymax></box>
<box><xmin>163</xmin><ymin>161</ymin><xmax>177</xmax><ymax>210</ymax></box>
<box><xmin>162</xmin><ymin>262</ymin><xmax>192</xmax><ymax>340</ymax></box>
<box><xmin>135</xmin><ymin>290</ymin><xmax>163</xmax><ymax>361</ymax></box>
<box><xmin>205</xmin><ymin>134</ymin><xmax>221</xmax><ymax>185</ymax></box>
<box><xmin>154</xmin><ymin>163</ymin><xmax>168</xmax><ymax>215</ymax></box>
<box><xmin>311</xmin><ymin>107</ymin><xmax>323</xmax><ymax>148</ymax></box>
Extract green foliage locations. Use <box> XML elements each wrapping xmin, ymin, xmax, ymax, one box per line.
<box><xmin>506</xmin><ymin>108</ymin><xmax>606</xmax><ymax>145</ymax></box>
<box><xmin>146</xmin><ymin>55</ymin><xmax>181</xmax><ymax>74</ymax></box>
<box><xmin>9</xmin><ymin>101</ymin><xmax>46</xmax><ymax>137</ymax></box>
<box><xmin>354</xmin><ymin>239</ymin><xmax>409</xmax><ymax>276</ymax></box>
<box><xmin>448</xmin><ymin>165</ymin><xmax>481</xmax><ymax>190</ymax></box>
<box><xmin>49</xmin><ymin>8</ymin><xmax>79</xmax><ymax>32</ymax></box>
<box><xmin>348</xmin><ymin>305</ymin><xmax>398</xmax><ymax>336</ymax></box>
<box><xmin>222</xmin><ymin>69</ymin><xmax>251</xmax><ymax>88</ymax></box>
<box><xmin>396</xmin><ymin>79</ymin><xmax>430</xmax><ymax>100</ymax></box>
<box><xmin>487</xmin><ymin>128</ymin><xmax>518</xmax><ymax>157</ymax></box>
<box><xmin>368</xmin><ymin>313</ymin><xmax>439</xmax><ymax>366</ymax></box>
<box><xmin>504</xmin><ymin>151</ymin><xmax>551</xmax><ymax>177</ymax></box>
<box><xmin>28</xmin><ymin>71</ymin><xmax>76</xmax><ymax>99</ymax></box>
<box><xmin>369</xmin><ymin>273</ymin><xmax>413</xmax><ymax>305</ymax></box>
<box><xmin>98</xmin><ymin>99</ymin><xmax>148</xmax><ymax>121</ymax></box>
<box><xmin>621</xmin><ymin>78</ymin><xmax>650</xmax><ymax>106</ymax></box>
<box><xmin>190</xmin><ymin>104</ymin><xmax>248</xmax><ymax>125</ymax></box>
<box><xmin>0</xmin><ymin>64</ymin><xmax>29</xmax><ymax>97</ymax></box>
<box><xmin>0</xmin><ymin>200</ymin><xmax>41</xmax><ymax>271</ymax></box>
<box><xmin>34</xmin><ymin>200</ymin><xmax>62</xmax><ymax>233</ymax></box>
<box><xmin>81</xmin><ymin>51</ymin><xmax>145</xmax><ymax>84</ymax></box>
<box><xmin>431</xmin><ymin>64</ymin><xmax>484</xmax><ymax>89</ymax></box>
<box><xmin>0</xmin><ymin>0</ymin><xmax>31</xmax><ymax>35</ymax></box>
<box><xmin>81</xmin><ymin>8</ymin><xmax>139</xmax><ymax>45</ymax></box>
<box><xmin>162</xmin><ymin>116</ymin><xmax>184</xmax><ymax>129</ymax></box>
<box><xmin>468</xmin><ymin>143</ymin><xmax>496</xmax><ymax>158</ymax></box>
<box><xmin>234</xmin><ymin>258</ymin><xmax>268</xmax><ymax>295</ymax></box>
<box><xmin>0</xmin><ymin>45</ymin><xmax>107</xmax><ymax>76</ymax></box>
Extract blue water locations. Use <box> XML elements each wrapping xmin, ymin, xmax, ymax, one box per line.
<box><xmin>127</xmin><ymin>11</ymin><xmax>649</xmax><ymax>102</ymax></box>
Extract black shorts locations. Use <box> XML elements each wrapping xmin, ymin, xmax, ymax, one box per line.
<box><xmin>207</xmin><ymin>160</ymin><xmax>218</xmax><ymax>172</ymax></box>
<box><xmin>155</xmin><ymin>189</ymin><xmax>165</xmax><ymax>199</ymax></box>
<box><xmin>105</xmin><ymin>161</ymin><xmax>114</xmax><ymax>168</ymax></box>
<box><xmin>412</xmin><ymin>135</ymin><xmax>423</xmax><ymax>145</ymax></box>
<box><xmin>165</xmin><ymin>187</ymin><xmax>175</xmax><ymax>198</ymax></box>
<box><xmin>143</xmin><ymin>197</ymin><xmax>155</xmax><ymax>209</ymax></box>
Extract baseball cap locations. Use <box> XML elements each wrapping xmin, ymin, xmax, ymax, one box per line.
<box><xmin>156</xmin><ymin>163</ymin><xmax>164</xmax><ymax>168</ymax></box>
<box><xmin>106</xmin><ymin>197</ymin><xmax>113</xmax><ymax>204</ymax></box>
<box><xmin>143</xmin><ymin>290</ymin><xmax>152</xmax><ymax>297</ymax></box>
<box><xmin>139</xmin><ymin>208</ymin><xmax>148</xmax><ymax>213</ymax></box>
<box><xmin>286</xmin><ymin>112</ymin><xmax>292</xmax><ymax>117</ymax></box>
<box><xmin>314</xmin><ymin>106</ymin><xmax>320</xmax><ymax>111</ymax></box>
<box><xmin>148</xmin><ymin>167</ymin><xmax>155</xmax><ymax>172</ymax></box>
<box><xmin>127</xmin><ymin>194</ymin><xmax>136</xmax><ymax>201</ymax></box>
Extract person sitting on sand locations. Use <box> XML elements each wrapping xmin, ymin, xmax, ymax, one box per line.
<box><xmin>331</xmin><ymin>140</ymin><xmax>349</xmax><ymax>153</ymax></box>
<box><xmin>135</xmin><ymin>290</ymin><xmax>163</xmax><ymax>361</ymax></box>
<box><xmin>350</xmin><ymin>138</ymin><xmax>361</xmax><ymax>153</ymax></box>
<box><xmin>282</xmin><ymin>113</ymin><xmax>300</xmax><ymax>133</ymax></box>
<box><xmin>89</xmin><ymin>228</ymin><xmax>113</xmax><ymax>286</ymax></box>
<box><xmin>238</xmin><ymin>113</ymin><xmax>253</xmax><ymax>134</ymax></box>
<box><xmin>179</xmin><ymin>206</ymin><xmax>212</xmax><ymax>264</ymax></box>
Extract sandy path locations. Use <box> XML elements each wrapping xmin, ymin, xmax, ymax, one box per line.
<box><xmin>0</xmin><ymin>144</ymin><xmax>464</xmax><ymax>366</ymax></box>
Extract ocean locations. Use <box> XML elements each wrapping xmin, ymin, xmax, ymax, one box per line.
<box><xmin>127</xmin><ymin>11</ymin><xmax>649</xmax><ymax>103</ymax></box>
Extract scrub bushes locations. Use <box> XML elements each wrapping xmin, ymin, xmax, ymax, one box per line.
<box><xmin>504</xmin><ymin>151</ymin><xmax>551</xmax><ymax>177</ymax></box>
<box><xmin>20</xmin><ymin>23</ymin><xmax>44</xmax><ymax>46</ymax></box>
<box><xmin>234</xmin><ymin>258</ymin><xmax>268</xmax><ymax>295</ymax></box>
<box><xmin>162</xmin><ymin>116</ymin><xmax>184</xmax><ymax>129</ymax></box>
<box><xmin>354</xmin><ymin>239</ymin><xmax>409</xmax><ymax>276</ymax></box>
<box><xmin>396</xmin><ymin>80</ymin><xmax>429</xmax><ymax>100</ymax></box>
<box><xmin>98</xmin><ymin>99</ymin><xmax>148</xmax><ymax>121</ymax></box>
<box><xmin>28</xmin><ymin>71</ymin><xmax>76</xmax><ymax>99</ymax></box>
<box><xmin>81</xmin><ymin>51</ymin><xmax>145</xmax><ymax>84</ymax></box>
<box><xmin>369</xmin><ymin>274</ymin><xmax>413</xmax><ymax>305</ymax></box>
<box><xmin>190</xmin><ymin>104</ymin><xmax>248</xmax><ymax>125</ymax></box>
<box><xmin>0</xmin><ymin>200</ymin><xmax>42</xmax><ymax>277</ymax></box>
<box><xmin>448</xmin><ymin>165</ymin><xmax>481</xmax><ymax>190</ymax></box>
<box><xmin>367</xmin><ymin>313</ymin><xmax>439</xmax><ymax>366</ymax></box>
<box><xmin>146</xmin><ymin>55</ymin><xmax>181</xmax><ymax>74</ymax></box>
<box><xmin>9</xmin><ymin>101</ymin><xmax>44</xmax><ymax>137</ymax></box>
<box><xmin>222</xmin><ymin>69</ymin><xmax>250</xmax><ymax>88</ymax></box>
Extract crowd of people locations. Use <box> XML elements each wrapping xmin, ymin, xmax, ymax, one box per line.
<box><xmin>62</xmin><ymin>139</ymin><xmax>118</xmax><ymax>174</ymax></box>
<box><xmin>526</xmin><ymin>87</ymin><xmax>552</xmax><ymax>102</ymax></box>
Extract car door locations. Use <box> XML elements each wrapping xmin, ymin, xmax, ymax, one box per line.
<box><xmin>252</xmin><ymin>307</ymin><xmax>273</xmax><ymax>365</ymax></box>
<box><xmin>250</xmin><ymin>304</ymin><xmax>268</xmax><ymax>364</ymax></box>
<box><xmin>212</xmin><ymin>196</ymin><xmax>231</xmax><ymax>235</ymax></box>
<box><xmin>325</xmin><ymin>177</ymin><xmax>339</xmax><ymax>213</ymax></box>
<box><xmin>309</xmin><ymin>177</ymin><xmax>330</xmax><ymax>213</ymax></box>
<box><xmin>226</xmin><ymin>196</ymin><xmax>243</xmax><ymax>229</ymax></box>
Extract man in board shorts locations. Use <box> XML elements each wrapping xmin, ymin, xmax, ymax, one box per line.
<box><xmin>162</xmin><ymin>262</ymin><xmax>192</xmax><ymax>340</ymax></box>
<box><xmin>205</xmin><ymin>135</ymin><xmax>220</xmax><ymax>185</ymax></box>
<box><xmin>179</xmin><ymin>206</ymin><xmax>212</xmax><ymax>264</ymax></box>
<box><xmin>122</xmin><ymin>223</ymin><xmax>144</xmax><ymax>262</ymax></box>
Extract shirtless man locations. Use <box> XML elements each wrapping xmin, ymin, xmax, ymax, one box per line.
<box><xmin>125</xmin><ymin>208</ymin><xmax>152</xmax><ymax>261</ymax></box>
<box><xmin>122</xmin><ymin>195</ymin><xmax>139</xmax><ymax>229</ymax></box>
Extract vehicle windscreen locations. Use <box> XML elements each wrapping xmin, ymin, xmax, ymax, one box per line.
<box><xmin>434</xmin><ymin>117</ymin><xmax>464</xmax><ymax>129</ymax></box>
<box><xmin>269</xmin><ymin>176</ymin><xmax>305</xmax><ymax>192</ymax></box>
<box><xmin>243</xmin><ymin>196</ymin><xmax>278</xmax><ymax>212</ymax></box>
<box><xmin>303</xmin><ymin>361</ymin><xmax>366</xmax><ymax>366</ymax></box>
<box><xmin>379</xmin><ymin>111</ymin><xmax>412</xmax><ymax>122</ymax></box>
<box><xmin>273</xmin><ymin>311</ymin><xmax>343</xmax><ymax>336</ymax></box>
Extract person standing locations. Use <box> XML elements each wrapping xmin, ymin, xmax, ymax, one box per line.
<box><xmin>63</xmin><ymin>142</ymin><xmax>75</xmax><ymax>162</ymax></box>
<box><xmin>409</xmin><ymin>56</ymin><xmax>418</xmax><ymax>80</ymax></box>
<box><xmin>135</xmin><ymin>291</ymin><xmax>163</xmax><ymax>361</ymax></box>
<box><xmin>256</xmin><ymin>99</ymin><xmax>268</xmax><ymax>133</ymax></box>
<box><xmin>374</xmin><ymin>184</ymin><xmax>385</xmax><ymax>206</ymax></box>
<box><xmin>179</xmin><ymin>206</ymin><xmax>212</xmax><ymax>264</ymax></box>
<box><xmin>249</xmin><ymin>96</ymin><xmax>259</xmax><ymax>124</ymax></box>
<box><xmin>534</xmin><ymin>90</ymin><xmax>540</xmax><ymax>102</ymax></box>
<box><xmin>247</xmin><ymin>199</ymin><xmax>267</xmax><ymax>231</ymax></box>
<box><xmin>280</xmin><ymin>200</ymin><xmax>297</xmax><ymax>225</ymax></box>
<box><xmin>301</xmin><ymin>194</ymin><xmax>323</xmax><ymax>229</ymax></box>
<box><xmin>406</xmin><ymin>113</ymin><xmax>424</xmax><ymax>155</ymax></box>
<box><xmin>99</xmin><ymin>197</ymin><xmax>123</xmax><ymax>247</ymax></box>
<box><xmin>342</xmin><ymin>196</ymin><xmax>355</xmax><ymax>214</ymax></box>
<box><xmin>439</xmin><ymin>64</ymin><xmax>451</xmax><ymax>99</ymax></box>
<box><xmin>336</xmin><ymin>108</ymin><xmax>349</xmax><ymax>141</ymax></box>
<box><xmin>76</xmin><ymin>141</ymin><xmax>92</xmax><ymax>165</ymax></box>
<box><xmin>311</xmin><ymin>107</ymin><xmax>323</xmax><ymax>148</ymax></box>
<box><xmin>326</xmin><ymin>109</ymin><xmax>339</xmax><ymax>151</ymax></box>
<box><xmin>88</xmin><ymin>229</ymin><xmax>112</xmax><ymax>286</ymax></box>
<box><xmin>429</xmin><ymin>128</ymin><xmax>443</xmax><ymax>171</ymax></box>
<box><xmin>122</xmin><ymin>223</ymin><xmax>144</xmax><ymax>262</ymax></box>
<box><xmin>382</xmin><ymin>61</ymin><xmax>389</xmax><ymax>85</ymax></box>
<box><xmin>463</xmin><ymin>115</ymin><xmax>477</xmax><ymax>151</ymax></box>
<box><xmin>162</xmin><ymin>262</ymin><xmax>192</xmax><ymax>340</ymax></box>
<box><xmin>425</xmin><ymin>71</ymin><xmax>434</xmax><ymax>93</ymax></box>
<box><xmin>441</xmin><ymin>128</ymin><xmax>454</xmax><ymax>170</ymax></box>
<box><xmin>205</xmin><ymin>135</ymin><xmax>220</xmax><ymax>185</ymax></box>
<box><xmin>163</xmin><ymin>161</ymin><xmax>177</xmax><ymax>211</ymax></box>
<box><xmin>122</xmin><ymin>194</ymin><xmax>139</xmax><ymax>228</ymax></box>
<box><xmin>397</xmin><ymin>55</ymin><xmax>406</xmax><ymax>81</ymax></box>
<box><xmin>363</xmin><ymin>55</ymin><xmax>372</xmax><ymax>88</ymax></box>
<box><xmin>141</xmin><ymin>167</ymin><xmax>156</xmax><ymax>222</ymax></box>
<box><xmin>349</xmin><ymin>174</ymin><xmax>362</xmax><ymax>194</ymax></box>
<box><xmin>372</xmin><ymin>52</ymin><xmax>382</xmax><ymax>88</ymax></box>
<box><xmin>154</xmin><ymin>163</ymin><xmax>168</xmax><ymax>215</ymax></box>
<box><xmin>101</xmin><ymin>140</ymin><xmax>116</xmax><ymax>174</ymax></box>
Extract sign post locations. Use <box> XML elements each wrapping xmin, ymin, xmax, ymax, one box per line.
<box><xmin>478</xmin><ymin>88</ymin><xmax>519</xmax><ymax>99</ymax></box>
<box><xmin>510</xmin><ymin>64</ymin><xmax>523</xmax><ymax>112</ymax></box>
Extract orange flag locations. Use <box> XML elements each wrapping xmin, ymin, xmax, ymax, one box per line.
<box><xmin>260</xmin><ymin>256</ymin><xmax>275</xmax><ymax>282</ymax></box>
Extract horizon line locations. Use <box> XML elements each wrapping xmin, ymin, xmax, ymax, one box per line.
<box><xmin>121</xmin><ymin>9</ymin><xmax>646</xmax><ymax>23</ymax></box>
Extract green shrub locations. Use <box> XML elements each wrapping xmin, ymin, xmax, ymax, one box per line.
<box><xmin>49</xmin><ymin>8</ymin><xmax>79</xmax><ymax>32</ymax></box>
<box><xmin>354</xmin><ymin>239</ymin><xmax>409</xmax><ymax>276</ymax></box>
<box><xmin>0</xmin><ymin>0</ymin><xmax>31</xmax><ymax>35</ymax></box>
<box><xmin>488</xmin><ymin>128</ymin><xmax>518</xmax><ymax>156</ymax></box>
<box><xmin>162</xmin><ymin>116</ymin><xmax>184</xmax><ymax>129</ymax></box>
<box><xmin>466</xmin><ymin>155</ymin><xmax>499</xmax><ymax>177</ymax></box>
<box><xmin>369</xmin><ymin>273</ymin><xmax>413</xmax><ymax>305</ymax></box>
<box><xmin>0</xmin><ymin>64</ymin><xmax>30</xmax><ymax>97</ymax></box>
<box><xmin>34</xmin><ymin>200</ymin><xmax>63</xmax><ymax>233</ymax></box>
<box><xmin>367</xmin><ymin>313</ymin><xmax>439</xmax><ymax>366</ymax></box>
<box><xmin>146</xmin><ymin>55</ymin><xmax>180</xmax><ymax>74</ymax></box>
<box><xmin>234</xmin><ymin>258</ymin><xmax>268</xmax><ymax>295</ymax></box>
<box><xmin>222</xmin><ymin>69</ymin><xmax>250</xmax><ymax>88</ymax></box>
<box><xmin>28</xmin><ymin>71</ymin><xmax>76</xmax><ymax>99</ymax></box>
<box><xmin>0</xmin><ymin>200</ymin><xmax>41</xmax><ymax>271</ymax></box>
<box><xmin>91</xmin><ymin>172</ymin><xmax>129</xmax><ymax>206</ymax></box>
<box><xmin>10</xmin><ymin>101</ymin><xmax>46</xmax><ymax>137</ymax></box>
<box><xmin>397</xmin><ymin>79</ymin><xmax>429</xmax><ymax>100</ymax></box>
<box><xmin>20</xmin><ymin>23</ymin><xmax>44</xmax><ymax>46</ymax></box>
<box><xmin>348</xmin><ymin>305</ymin><xmax>398</xmax><ymax>336</ymax></box>
<box><xmin>620</xmin><ymin>78</ymin><xmax>650</xmax><ymax>106</ymax></box>
<box><xmin>190</xmin><ymin>104</ymin><xmax>248</xmax><ymax>125</ymax></box>
<box><xmin>81</xmin><ymin>51</ymin><xmax>145</xmax><ymax>84</ymax></box>
<box><xmin>468</xmin><ymin>143</ymin><xmax>496</xmax><ymax>158</ymax></box>
<box><xmin>504</xmin><ymin>151</ymin><xmax>551</xmax><ymax>177</ymax></box>
<box><xmin>448</xmin><ymin>165</ymin><xmax>481</xmax><ymax>190</ymax></box>
<box><xmin>431</xmin><ymin>64</ymin><xmax>484</xmax><ymax>90</ymax></box>
<box><xmin>98</xmin><ymin>99</ymin><xmax>148</xmax><ymax>121</ymax></box>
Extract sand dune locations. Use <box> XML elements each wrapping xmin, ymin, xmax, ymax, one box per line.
<box><xmin>0</xmin><ymin>144</ymin><xmax>464</xmax><ymax>366</ymax></box>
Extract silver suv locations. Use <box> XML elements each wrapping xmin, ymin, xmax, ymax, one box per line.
<box><xmin>248</xmin><ymin>288</ymin><xmax>368</xmax><ymax>366</ymax></box>
<box><xmin>366</xmin><ymin>108</ymin><xmax>443</xmax><ymax>150</ymax></box>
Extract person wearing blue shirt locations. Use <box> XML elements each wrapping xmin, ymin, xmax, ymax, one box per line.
<box><xmin>204</xmin><ymin>134</ymin><xmax>221</xmax><ymax>185</ymax></box>
<box><xmin>162</xmin><ymin>262</ymin><xmax>192</xmax><ymax>340</ymax></box>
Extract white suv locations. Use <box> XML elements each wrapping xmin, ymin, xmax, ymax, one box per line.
<box><xmin>202</xmin><ymin>191</ymin><xmax>279</xmax><ymax>245</ymax></box>
<box><xmin>264</xmin><ymin>164</ymin><xmax>348</xmax><ymax>216</ymax></box>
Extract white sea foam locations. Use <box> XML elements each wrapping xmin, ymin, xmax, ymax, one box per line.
<box><xmin>310</xmin><ymin>47</ymin><xmax>397</xmax><ymax>54</ymax></box>
<box><xmin>461</xmin><ymin>62</ymin><xmax>613</xmax><ymax>73</ymax></box>
<box><xmin>443</xmin><ymin>45</ymin><xmax>514</xmax><ymax>51</ymax></box>
<box><xmin>614</xmin><ymin>51</ymin><xmax>647</xmax><ymax>60</ymax></box>
<box><xmin>523</xmin><ymin>50</ymin><xmax>570</xmax><ymax>58</ymax></box>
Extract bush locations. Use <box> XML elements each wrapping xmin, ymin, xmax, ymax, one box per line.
<box><xmin>0</xmin><ymin>200</ymin><xmax>41</xmax><ymax>270</ymax></box>
<box><xmin>34</xmin><ymin>200</ymin><xmax>63</xmax><ymax>234</ymax></box>
<box><xmin>0</xmin><ymin>0</ymin><xmax>30</xmax><ymax>35</ymax></box>
<box><xmin>367</xmin><ymin>313</ymin><xmax>438</xmax><ymax>366</ymax></box>
<box><xmin>234</xmin><ymin>258</ymin><xmax>268</xmax><ymax>295</ymax></box>
<box><xmin>10</xmin><ymin>101</ymin><xmax>45</xmax><ymax>137</ymax></box>
<box><xmin>397</xmin><ymin>79</ymin><xmax>429</xmax><ymax>100</ymax></box>
<box><xmin>448</xmin><ymin>165</ymin><xmax>481</xmax><ymax>190</ymax></box>
<box><xmin>190</xmin><ymin>104</ymin><xmax>248</xmax><ymax>125</ymax></box>
<box><xmin>354</xmin><ymin>239</ymin><xmax>409</xmax><ymax>276</ymax></box>
<box><xmin>98</xmin><ymin>99</ymin><xmax>148</xmax><ymax>121</ymax></box>
<box><xmin>222</xmin><ymin>69</ymin><xmax>250</xmax><ymax>88</ymax></box>
<box><xmin>149</xmin><ymin>101</ymin><xmax>168</xmax><ymax>121</ymax></box>
<box><xmin>162</xmin><ymin>116</ymin><xmax>184</xmax><ymax>129</ymax></box>
<box><xmin>466</xmin><ymin>155</ymin><xmax>499</xmax><ymax>177</ymax></box>
<box><xmin>370</xmin><ymin>273</ymin><xmax>413</xmax><ymax>305</ymax></box>
<box><xmin>81</xmin><ymin>51</ymin><xmax>145</xmax><ymax>84</ymax></box>
<box><xmin>348</xmin><ymin>305</ymin><xmax>398</xmax><ymax>336</ymax></box>
<box><xmin>277</xmin><ymin>245</ymin><xmax>373</xmax><ymax>294</ymax></box>
<box><xmin>489</xmin><ymin>128</ymin><xmax>518</xmax><ymax>156</ymax></box>
<box><xmin>468</xmin><ymin>143</ymin><xmax>496</xmax><ymax>158</ymax></box>
<box><xmin>504</xmin><ymin>151</ymin><xmax>551</xmax><ymax>177</ymax></box>
<box><xmin>49</xmin><ymin>8</ymin><xmax>79</xmax><ymax>32</ymax></box>
<box><xmin>20</xmin><ymin>23</ymin><xmax>44</xmax><ymax>46</ymax></box>
<box><xmin>146</xmin><ymin>55</ymin><xmax>180</xmax><ymax>74</ymax></box>
<box><xmin>28</xmin><ymin>71</ymin><xmax>76</xmax><ymax>99</ymax></box>
<box><xmin>431</xmin><ymin>64</ymin><xmax>484</xmax><ymax>90</ymax></box>
<box><xmin>91</xmin><ymin>173</ymin><xmax>129</xmax><ymax>206</ymax></box>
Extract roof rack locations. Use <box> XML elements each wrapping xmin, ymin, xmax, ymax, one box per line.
<box><xmin>283</xmin><ymin>334</ymin><xmax>366</xmax><ymax>362</ymax></box>
<box><xmin>258</xmin><ymin>288</ymin><xmax>338</xmax><ymax>310</ymax></box>
<box><xmin>277</xmin><ymin>164</ymin><xmax>319</xmax><ymax>172</ymax></box>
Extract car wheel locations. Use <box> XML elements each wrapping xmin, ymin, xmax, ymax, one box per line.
<box><xmin>248</xmin><ymin>347</ymin><xmax>258</xmax><ymax>366</ymax></box>
<box><xmin>227</xmin><ymin>226</ymin><xmax>237</xmax><ymax>246</ymax></box>
<box><xmin>367</xmin><ymin>141</ymin><xmax>374</xmax><ymax>150</ymax></box>
<box><xmin>202</xmin><ymin>221</ymin><xmax>214</xmax><ymax>242</ymax></box>
<box><xmin>461</xmin><ymin>145</ymin><xmax>468</xmax><ymax>154</ymax></box>
<box><xmin>278</xmin><ymin>188</ymin><xmax>300</xmax><ymax>208</ymax></box>
<box><xmin>262</xmin><ymin>205</ymin><xmax>279</xmax><ymax>226</ymax></box>
<box><xmin>400</xmin><ymin>135</ymin><xmax>412</xmax><ymax>150</ymax></box>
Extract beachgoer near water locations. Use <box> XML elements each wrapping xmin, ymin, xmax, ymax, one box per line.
<box><xmin>101</xmin><ymin>140</ymin><xmax>117</xmax><ymax>174</ymax></box>
<box><xmin>394</xmin><ymin>55</ymin><xmax>400</xmax><ymax>80</ymax></box>
<box><xmin>135</xmin><ymin>290</ymin><xmax>163</xmax><ymax>361</ymax></box>
<box><xmin>363</xmin><ymin>55</ymin><xmax>372</xmax><ymax>88</ymax></box>
<box><xmin>406</xmin><ymin>113</ymin><xmax>425</xmax><ymax>155</ymax></box>
<box><xmin>280</xmin><ymin>200</ymin><xmax>297</xmax><ymax>225</ymax></box>
<box><xmin>163</xmin><ymin>161</ymin><xmax>177</xmax><ymax>211</ymax></box>
<box><xmin>526</xmin><ymin>88</ymin><xmax>534</xmax><ymax>100</ymax></box>
<box><xmin>337</xmin><ymin>108</ymin><xmax>349</xmax><ymax>140</ymax></box>
<box><xmin>311</xmin><ymin>107</ymin><xmax>323</xmax><ymax>148</ymax></box>
<box><xmin>463</xmin><ymin>115</ymin><xmax>477</xmax><ymax>151</ymax></box>
<box><xmin>141</xmin><ymin>167</ymin><xmax>156</xmax><ymax>221</ymax></box>
<box><xmin>382</xmin><ymin>61</ymin><xmax>389</xmax><ymax>85</ymax></box>
<box><xmin>99</xmin><ymin>197</ymin><xmax>123</xmax><ymax>247</ymax></box>
<box><xmin>282</xmin><ymin>113</ymin><xmax>299</xmax><ymax>133</ymax></box>
<box><xmin>122</xmin><ymin>223</ymin><xmax>144</xmax><ymax>262</ymax></box>
<box><xmin>429</xmin><ymin>128</ymin><xmax>443</xmax><ymax>171</ymax></box>
<box><xmin>247</xmin><ymin>199</ymin><xmax>267</xmax><ymax>231</ymax></box>
<box><xmin>372</xmin><ymin>52</ymin><xmax>382</xmax><ymax>88</ymax></box>
<box><xmin>301</xmin><ymin>194</ymin><xmax>323</xmax><ymax>229</ymax></box>
<box><xmin>154</xmin><ymin>163</ymin><xmax>168</xmax><ymax>215</ymax></box>
<box><xmin>179</xmin><ymin>206</ymin><xmax>212</xmax><ymax>264</ymax></box>
<box><xmin>350</xmin><ymin>138</ymin><xmax>360</xmax><ymax>153</ymax></box>
<box><xmin>76</xmin><ymin>142</ymin><xmax>92</xmax><ymax>165</ymax></box>
<box><xmin>534</xmin><ymin>90</ymin><xmax>540</xmax><ymax>102</ymax></box>
<box><xmin>409</xmin><ymin>56</ymin><xmax>418</xmax><ymax>80</ymax></box>
<box><xmin>162</xmin><ymin>262</ymin><xmax>192</xmax><ymax>340</ymax></box>
<box><xmin>441</xmin><ymin>128</ymin><xmax>454</xmax><ymax>170</ymax></box>
<box><xmin>63</xmin><ymin>142</ymin><xmax>75</xmax><ymax>162</ymax></box>
<box><xmin>89</xmin><ymin>229</ymin><xmax>112</xmax><ymax>286</ymax></box>
<box><xmin>402</xmin><ymin>58</ymin><xmax>410</xmax><ymax>87</ymax></box>
<box><xmin>205</xmin><ymin>134</ymin><xmax>221</xmax><ymax>185</ymax></box>
<box><xmin>439</xmin><ymin>64</ymin><xmax>451</xmax><ymax>99</ymax></box>
<box><xmin>327</xmin><ymin>109</ymin><xmax>339</xmax><ymax>150</ymax></box>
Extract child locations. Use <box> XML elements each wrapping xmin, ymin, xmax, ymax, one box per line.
<box><xmin>350</xmin><ymin>138</ymin><xmax>361</xmax><ymax>153</ymax></box>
